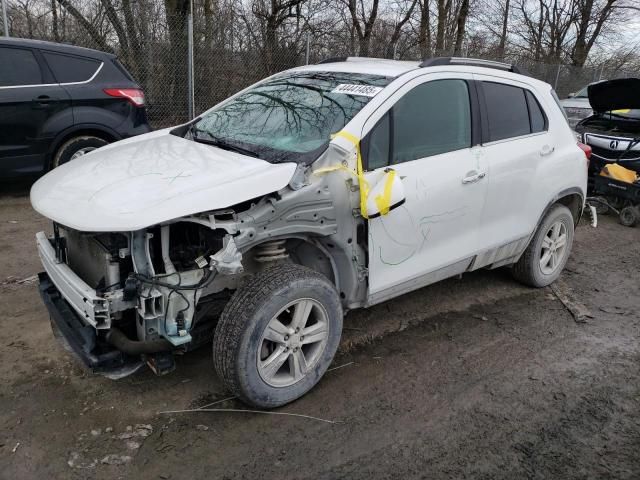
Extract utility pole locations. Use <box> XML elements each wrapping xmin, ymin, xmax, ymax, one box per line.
<box><xmin>2</xmin><ymin>0</ymin><xmax>9</xmax><ymax>37</ymax></box>
<box><xmin>187</xmin><ymin>0</ymin><xmax>194</xmax><ymax>119</ymax></box>
<box><xmin>305</xmin><ymin>31</ymin><xmax>310</xmax><ymax>65</ymax></box>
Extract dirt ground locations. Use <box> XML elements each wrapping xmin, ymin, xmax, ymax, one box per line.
<box><xmin>1</xmin><ymin>183</ymin><xmax>639</xmax><ymax>480</ymax></box>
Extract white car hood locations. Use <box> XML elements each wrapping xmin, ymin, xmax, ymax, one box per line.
<box><xmin>31</xmin><ymin>131</ymin><xmax>297</xmax><ymax>232</ymax></box>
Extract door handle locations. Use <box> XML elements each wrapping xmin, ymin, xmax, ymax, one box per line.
<box><xmin>32</xmin><ymin>95</ymin><xmax>56</xmax><ymax>108</ymax></box>
<box><xmin>539</xmin><ymin>145</ymin><xmax>555</xmax><ymax>156</ymax></box>
<box><xmin>462</xmin><ymin>171</ymin><xmax>486</xmax><ymax>184</ymax></box>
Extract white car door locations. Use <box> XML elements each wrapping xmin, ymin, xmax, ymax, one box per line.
<box><xmin>361</xmin><ymin>74</ymin><xmax>489</xmax><ymax>304</ymax></box>
<box><xmin>473</xmin><ymin>75</ymin><xmax>556</xmax><ymax>250</ymax></box>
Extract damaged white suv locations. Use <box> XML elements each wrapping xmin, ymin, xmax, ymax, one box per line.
<box><xmin>32</xmin><ymin>57</ymin><xmax>590</xmax><ymax>407</ymax></box>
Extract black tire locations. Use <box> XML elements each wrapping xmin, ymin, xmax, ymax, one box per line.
<box><xmin>512</xmin><ymin>204</ymin><xmax>574</xmax><ymax>288</ymax></box>
<box><xmin>619</xmin><ymin>206</ymin><xmax>638</xmax><ymax>227</ymax></box>
<box><xmin>52</xmin><ymin>136</ymin><xmax>108</xmax><ymax>169</ymax></box>
<box><xmin>213</xmin><ymin>263</ymin><xmax>343</xmax><ymax>408</ymax></box>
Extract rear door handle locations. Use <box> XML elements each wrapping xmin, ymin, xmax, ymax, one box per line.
<box><xmin>32</xmin><ymin>95</ymin><xmax>56</xmax><ymax>108</ymax></box>
<box><xmin>539</xmin><ymin>145</ymin><xmax>555</xmax><ymax>156</ymax></box>
<box><xmin>462</xmin><ymin>171</ymin><xmax>486</xmax><ymax>184</ymax></box>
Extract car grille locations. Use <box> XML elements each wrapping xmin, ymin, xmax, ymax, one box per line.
<box><xmin>590</xmin><ymin>145</ymin><xmax>640</xmax><ymax>161</ymax></box>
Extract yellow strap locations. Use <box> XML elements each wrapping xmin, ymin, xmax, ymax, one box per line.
<box><xmin>374</xmin><ymin>169</ymin><xmax>396</xmax><ymax>215</ymax></box>
<box><xmin>313</xmin><ymin>130</ymin><xmax>370</xmax><ymax>219</ymax></box>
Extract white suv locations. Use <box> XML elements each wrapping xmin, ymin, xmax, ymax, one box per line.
<box><xmin>32</xmin><ymin>57</ymin><xmax>589</xmax><ymax>407</ymax></box>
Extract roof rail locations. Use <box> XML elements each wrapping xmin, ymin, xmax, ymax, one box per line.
<box><xmin>420</xmin><ymin>57</ymin><xmax>524</xmax><ymax>74</ymax></box>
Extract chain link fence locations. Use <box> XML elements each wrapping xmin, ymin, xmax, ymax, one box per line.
<box><xmin>91</xmin><ymin>5</ymin><xmax>637</xmax><ymax>128</ymax></box>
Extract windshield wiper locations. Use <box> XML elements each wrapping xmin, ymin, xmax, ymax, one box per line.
<box><xmin>190</xmin><ymin>126</ymin><xmax>261</xmax><ymax>159</ymax></box>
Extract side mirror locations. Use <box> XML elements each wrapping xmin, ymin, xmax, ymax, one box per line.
<box><xmin>366</xmin><ymin>168</ymin><xmax>406</xmax><ymax>218</ymax></box>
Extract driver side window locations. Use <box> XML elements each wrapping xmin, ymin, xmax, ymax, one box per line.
<box><xmin>365</xmin><ymin>79</ymin><xmax>472</xmax><ymax>170</ymax></box>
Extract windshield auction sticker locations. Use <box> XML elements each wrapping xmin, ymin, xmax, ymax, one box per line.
<box><xmin>332</xmin><ymin>84</ymin><xmax>383</xmax><ymax>97</ymax></box>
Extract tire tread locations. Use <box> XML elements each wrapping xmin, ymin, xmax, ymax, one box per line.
<box><xmin>213</xmin><ymin>263</ymin><xmax>337</xmax><ymax>405</ymax></box>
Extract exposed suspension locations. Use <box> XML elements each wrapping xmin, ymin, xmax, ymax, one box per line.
<box><xmin>254</xmin><ymin>239</ymin><xmax>289</xmax><ymax>263</ymax></box>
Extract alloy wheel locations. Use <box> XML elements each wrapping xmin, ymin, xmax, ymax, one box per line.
<box><xmin>539</xmin><ymin>221</ymin><xmax>568</xmax><ymax>275</ymax></box>
<box><xmin>257</xmin><ymin>298</ymin><xmax>330</xmax><ymax>388</ymax></box>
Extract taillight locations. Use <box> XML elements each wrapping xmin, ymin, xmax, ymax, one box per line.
<box><xmin>577</xmin><ymin>142</ymin><xmax>591</xmax><ymax>166</ymax></box>
<box><xmin>104</xmin><ymin>88</ymin><xmax>145</xmax><ymax>107</ymax></box>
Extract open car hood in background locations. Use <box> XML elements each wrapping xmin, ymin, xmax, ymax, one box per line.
<box><xmin>588</xmin><ymin>78</ymin><xmax>640</xmax><ymax>113</ymax></box>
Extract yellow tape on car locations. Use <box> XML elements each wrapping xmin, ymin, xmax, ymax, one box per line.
<box><xmin>374</xmin><ymin>168</ymin><xmax>396</xmax><ymax>216</ymax></box>
<box><xmin>314</xmin><ymin>131</ymin><xmax>371</xmax><ymax>219</ymax></box>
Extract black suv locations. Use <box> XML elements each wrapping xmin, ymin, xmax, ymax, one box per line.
<box><xmin>0</xmin><ymin>38</ymin><xmax>151</xmax><ymax>178</ymax></box>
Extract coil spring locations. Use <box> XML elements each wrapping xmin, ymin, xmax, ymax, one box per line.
<box><xmin>254</xmin><ymin>239</ymin><xmax>289</xmax><ymax>263</ymax></box>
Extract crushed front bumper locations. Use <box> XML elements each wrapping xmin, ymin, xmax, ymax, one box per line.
<box><xmin>39</xmin><ymin>272</ymin><xmax>143</xmax><ymax>377</ymax></box>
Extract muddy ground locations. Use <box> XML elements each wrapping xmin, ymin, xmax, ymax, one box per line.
<box><xmin>0</xmin><ymin>185</ymin><xmax>639</xmax><ymax>480</ymax></box>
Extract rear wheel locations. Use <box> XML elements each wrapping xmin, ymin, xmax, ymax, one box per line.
<box><xmin>619</xmin><ymin>206</ymin><xmax>639</xmax><ymax>227</ymax></box>
<box><xmin>52</xmin><ymin>136</ymin><xmax>108</xmax><ymax>168</ymax></box>
<box><xmin>512</xmin><ymin>204</ymin><xmax>574</xmax><ymax>287</ymax></box>
<box><xmin>213</xmin><ymin>264</ymin><xmax>342</xmax><ymax>408</ymax></box>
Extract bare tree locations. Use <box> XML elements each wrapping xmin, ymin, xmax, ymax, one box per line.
<box><xmin>497</xmin><ymin>0</ymin><xmax>509</xmax><ymax>58</ymax></box>
<box><xmin>453</xmin><ymin>0</ymin><xmax>468</xmax><ymax>55</ymax></box>
<box><xmin>344</xmin><ymin>0</ymin><xmax>379</xmax><ymax>56</ymax></box>
<box><xmin>417</xmin><ymin>0</ymin><xmax>431</xmax><ymax>57</ymax></box>
<box><xmin>385</xmin><ymin>0</ymin><xmax>418</xmax><ymax>58</ymax></box>
<box><xmin>253</xmin><ymin>0</ymin><xmax>306</xmax><ymax>73</ymax></box>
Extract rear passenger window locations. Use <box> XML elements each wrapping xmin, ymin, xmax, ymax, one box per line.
<box><xmin>43</xmin><ymin>52</ymin><xmax>101</xmax><ymax>83</ymax></box>
<box><xmin>0</xmin><ymin>47</ymin><xmax>42</xmax><ymax>86</ymax></box>
<box><xmin>483</xmin><ymin>82</ymin><xmax>530</xmax><ymax>141</ymax></box>
<box><xmin>526</xmin><ymin>90</ymin><xmax>546</xmax><ymax>132</ymax></box>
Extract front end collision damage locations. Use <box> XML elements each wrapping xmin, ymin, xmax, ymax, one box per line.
<box><xmin>36</xmin><ymin>144</ymin><xmax>369</xmax><ymax>377</ymax></box>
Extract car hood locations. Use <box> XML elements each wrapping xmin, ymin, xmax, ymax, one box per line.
<box><xmin>31</xmin><ymin>130</ymin><xmax>297</xmax><ymax>232</ymax></box>
<box><xmin>588</xmin><ymin>78</ymin><xmax>640</xmax><ymax>113</ymax></box>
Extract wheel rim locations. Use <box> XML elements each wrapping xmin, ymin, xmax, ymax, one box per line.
<box><xmin>70</xmin><ymin>147</ymin><xmax>97</xmax><ymax>160</ymax></box>
<box><xmin>257</xmin><ymin>298</ymin><xmax>330</xmax><ymax>388</ymax></box>
<box><xmin>539</xmin><ymin>221</ymin><xmax>568</xmax><ymax>275</ymax></box>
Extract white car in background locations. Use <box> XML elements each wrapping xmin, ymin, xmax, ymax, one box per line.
<box><xmin>32</xmin><ymin>56</ymin><xmax>590</xmax><ymax>408</ymax></box>
<box><xmin>560</xmin><ymin>83</ymin><xmax>602</xmax><ymax>128</ymax></box>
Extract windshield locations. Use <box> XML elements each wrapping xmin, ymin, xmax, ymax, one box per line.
<box><xmin>192</xmin><ymin>71</ymin><xmax>392</xmax><ymax>163</ymax></box>
<box><xmin>574</xmin><ymin>86</ymin><xmax>589</xmax><ymax>98</ymax></box>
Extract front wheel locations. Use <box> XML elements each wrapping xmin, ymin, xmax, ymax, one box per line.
<box><xmin>213</xmin><ymin>264</ymin><xmax>343</xmax><ymax>408</ymax></box>
<box><xmin>512</xmin><ymin>204</ymin><xmax>575</xmax><ymax>287</ymax></box>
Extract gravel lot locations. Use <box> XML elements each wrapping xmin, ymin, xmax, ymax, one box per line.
<box><xmin>1</xmin><ymin>184</ymin><xmax>639</xmax><ymax>479</ymax></box>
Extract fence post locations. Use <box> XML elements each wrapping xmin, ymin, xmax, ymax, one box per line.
<box><xmin>1</xmin><ymin>0</ymin><xmax>9</xmax><ymax>37</ymax></box>
<box><xmin>187</xmin><ymin>0</ymin><xmax>195</xmax><ymax>119</ymax></box>
<box><xmin>305</xmin><ymin>31</ymin><xmax>310</xmax><ymax>65</ymax></box>
<box><xmin>554</xmin><ymin>64</ymin><xmax>561</xmax><ymax>90</ymax></box>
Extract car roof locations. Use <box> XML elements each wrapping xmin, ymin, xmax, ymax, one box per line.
<box><xmin>292</xmin><ymin>57</ymin><xmax>551</xmax><ymax>89</ymax></box>
<box><xmin>0</xmin><ymin>37</ymin><xmax>114</xmax><ymax>59</ymax></box>
<box><xmin>291</xmin><ymin>58</ymin><xmax>421</xmax><ymax>77</ymax></box>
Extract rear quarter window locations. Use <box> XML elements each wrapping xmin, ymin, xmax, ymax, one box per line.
<box><xmin>551</xmin><ymin>89</ymin><xmax>570</xmax><ymax>124</ymax></box>
<box><xmin>525</xmin><ymin>90</ymin><xmax>547</xmax><ymax>133</ymax></box>
<box><xmin>42</xmin><ymin>52</ymin><xmax>101</xmax><ymax>83</ymax></box>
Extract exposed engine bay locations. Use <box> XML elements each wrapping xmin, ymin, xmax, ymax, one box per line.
<box><xmin>37</xmin><ymin>177</ymin><xmax>365</xmax><ymax>376</ymax></box>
